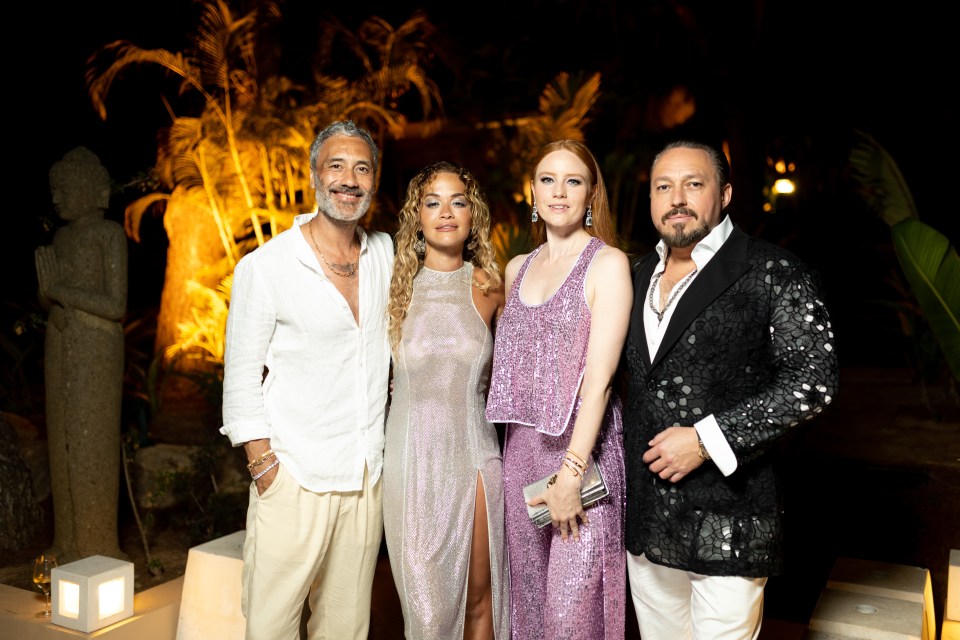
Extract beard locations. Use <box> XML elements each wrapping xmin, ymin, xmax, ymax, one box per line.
<box><xmin>315</xmin><ymin>184</ymin><xmax>373</xmax><ymax>222</ymax></box>
<box><xmin>658</xmin><ymin>207</ymin><xmax>709</xmax><ymax>248</ymax></box>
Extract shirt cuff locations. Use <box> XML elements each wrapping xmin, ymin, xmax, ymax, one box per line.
<box><xmin>219</xmin><ymin>420</ymin><xmax>270</xmax><ymax>447</ymax></box>
<box><xmin>694</xmin><ymin>415</ymin><xmax>737</xmax><ymax>477</ymax></box>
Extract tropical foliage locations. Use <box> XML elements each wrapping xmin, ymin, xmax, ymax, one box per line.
<box><xmin>85</xmin><ymin>0</ymin><xmax>608</xmax><ymax>394</ymax></box>
<box><xmin>849</xmin><ymin>130</ymin><xmax>960</xmax><ymax>388</ymax></box>
<box><xmin>86</xmin><ymin>0</ymin><xmax>443</xmax><ymax>368</ymax></box>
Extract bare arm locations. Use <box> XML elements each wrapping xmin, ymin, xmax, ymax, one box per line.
<box><xmin>532</xmin><ymin>246</ymin><xmax>633</xmax><ymax>540</ymax></box>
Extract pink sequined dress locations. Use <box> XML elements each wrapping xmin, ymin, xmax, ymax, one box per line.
<box><xmin>486</xmin><ymin>237</ymin><xmax>626</xmax><ymax>640</ymax></box>
<box><xmin>383</xmin><ymin>263</ymin><xmax>510</xmax><ymax>639</ymax></box>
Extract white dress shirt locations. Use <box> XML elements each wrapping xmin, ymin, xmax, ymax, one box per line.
<box><xmin>643</xmin><ymin>215</ymin><xmax>737</xmax><ymax>476</ymax></box>
<box><xmin>220</xmin><ymin>212</ymin><xmax>394</xmax><ymax>492</ymax></box>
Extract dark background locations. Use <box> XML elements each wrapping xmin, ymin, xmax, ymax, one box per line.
<box><xmin>7</xmin><ymin>0</ymin><xmax>956</xmax><ymax>370</ymax></box>
<box><xmin>3</xmin><ymin>1</ymin><xmax>958</xmax><ymax>634</ymax></box>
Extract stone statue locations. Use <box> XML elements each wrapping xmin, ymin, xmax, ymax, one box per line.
<box><xmin>35</xmin><ymin>147</ymin><xmax>127</xmax><ymax>561</ymax></box>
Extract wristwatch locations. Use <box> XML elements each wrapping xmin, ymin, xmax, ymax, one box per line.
<box><xmin>696</xmin><ymin>431</ymin><xmax>711</xmax><ymax>461</ymax></box>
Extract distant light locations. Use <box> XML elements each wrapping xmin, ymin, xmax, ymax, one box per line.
<box><xmin>774</xmin><ymin>159</ymin><xmax>787</xmax><ymax>174</ymax></box>
<box><xmin>772</xmin><ymin>179</ymin><xmax>796</xmax><ymax>195</ymax></box>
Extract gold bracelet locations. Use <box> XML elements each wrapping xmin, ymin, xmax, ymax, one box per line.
<box><xmin>562</xmin><ymin>458</ymin><xmax>584</xmax><ymax>478</ymax></box>
<box><xmin>696</xmin><ymin>433</ymin><xmax>711</xmax><ymax>461</ymax></box>
<box><xmin>565</xmin><ymin>448</ymin><xmax>587</xmax><ymax>467</ymax></box>
<box><xmin>247</xmin><ymin>449</ymin><xmax>275</xmax><ymax>471</ymax></box>
<box><xmin>563</xmin><ymin>454</ymin><xmax>586</xmax><ymax>474</ymax></box>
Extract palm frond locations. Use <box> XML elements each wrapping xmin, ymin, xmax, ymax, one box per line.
<box><xmin>86</xmin><ymin>42</ymin><xmax>202</xmax><ymax>119</ymax></box>
<box><xmin>124</xmin><ymin>193</ymin><xmax>170</xmax><ymax>242</ymax></box>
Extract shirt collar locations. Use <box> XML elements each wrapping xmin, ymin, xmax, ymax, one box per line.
<box><xmin>296</xmin><ymin>211</ymin><xmax>369</xmax><ymax>246</ymax></box>
<box><xmin>654</xmin><ymin>214</ymin><xmax>733</xmax><ymax>271</ymax></box>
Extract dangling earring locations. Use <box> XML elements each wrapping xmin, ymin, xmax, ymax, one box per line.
<box><xmin>414</xmin><ymin>232</ymin><xmax>426</xmax><ymax>256</ymax></box>
<box><xmin>531</xmin><ymin>204</ymin><xmax>539</xmax><ymax>222</ymax></box>
<box><xmin>585</xmin><ymin>205</ymin><xmax>593</xmax><ymax>228</ymax></box>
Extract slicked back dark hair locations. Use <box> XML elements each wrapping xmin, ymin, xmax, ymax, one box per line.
<box><xmin>653</xmin><ymin>140</ymin><xmax>730</xmax><ymax>187</ymax></box>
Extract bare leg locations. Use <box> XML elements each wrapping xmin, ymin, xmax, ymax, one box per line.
<box><xmin>464</xmin><ymin>472</ymin><xmax>494</xmax><ymax>640</ymax></box>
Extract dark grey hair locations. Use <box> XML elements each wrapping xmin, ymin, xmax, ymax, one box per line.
<box><xmin>309</xmin><ymin>120</ymin><xmax>380</xmax><ymax>178</ymax></box>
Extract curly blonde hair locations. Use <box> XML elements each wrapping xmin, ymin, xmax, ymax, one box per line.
<box><xmin>388</xmin><ymin>161</ymin><xmax>502</xmax><ymax>356</ymax></box>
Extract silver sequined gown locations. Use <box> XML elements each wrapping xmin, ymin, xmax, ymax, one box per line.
<box><xmin>383</xmin><ymin>263</ymin><xmax>510</xmax><ymax>639</ymax></box>
<box><xmin>486</xmin><ymin>237</ymin><xmax>626</xmax><ymax>640</ymax></box>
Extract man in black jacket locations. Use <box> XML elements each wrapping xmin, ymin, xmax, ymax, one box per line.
<box><xmin>621</xmin><ymin>140</ymin><xmax>839</xmax><ymax>639</ymax></box>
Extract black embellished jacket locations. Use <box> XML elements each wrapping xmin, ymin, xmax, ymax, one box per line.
<box><xmin>622</xmin><ymin>225</ymin><xmax>839</xmax><ymax>577</ymax></box>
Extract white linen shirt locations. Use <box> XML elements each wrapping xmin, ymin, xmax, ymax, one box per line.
<box><xmin>220</xmin><ymin>213</ymin><xmax>394</xmax><ymax>492</ymax></box>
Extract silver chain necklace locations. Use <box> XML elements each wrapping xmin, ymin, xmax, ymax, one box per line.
<box><xmin>648</xmin><ymin>256</ymin><xmax>698</xmax><ymax>324</ymax></box>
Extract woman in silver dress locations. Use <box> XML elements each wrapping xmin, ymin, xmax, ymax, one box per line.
<box><xmin>383</xmin><ymin>161</ymin><xmax>509</xmax><ymax>639</ymax></box>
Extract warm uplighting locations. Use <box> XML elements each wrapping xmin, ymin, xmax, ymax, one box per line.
<box><xmin>772</xmin><ymin>178</ymin><xmax>796</xmax><ymax>195</ymax></box>
<box><xmin>51</xmin><ymin>555</ymin><xmax>134</xmax><ymax>633</ymax></box>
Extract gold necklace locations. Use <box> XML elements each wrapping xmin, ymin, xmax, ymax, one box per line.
<box><xmin>310</xmin><ymin>221</ymin><xmax>359</xmax><ymax>278</ymax></box>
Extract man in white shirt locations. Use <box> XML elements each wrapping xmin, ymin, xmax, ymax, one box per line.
<box><xmin>621</xmin><ymin>140</ymin><xmax>839</xmax><ymax>639</ymax></box>
<box><xmin>220</xmin><ymin>120</ymin><xmax>394</xmax><ymax>639</ymax></box>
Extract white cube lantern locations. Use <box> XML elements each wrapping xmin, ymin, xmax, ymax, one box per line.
<box><xmin>51</xmin><ymin>555</ymin><xmax>134</xmax><ymax>633</ymax></box>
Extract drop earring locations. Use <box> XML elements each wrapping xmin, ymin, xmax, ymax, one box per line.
<box><xmin>585</xmin><ymin>205</ymin><xmax>593</xmax><ymax>227</ymax></box>
<box><xmin>414</xmin><ymin>232</ymin><xmax>426</xmax><ymax>256</ymax></box>
<box><xmin>531</xmin><ymin>204</ymin><xmax>539</xmax><ymax>222</ymax></box>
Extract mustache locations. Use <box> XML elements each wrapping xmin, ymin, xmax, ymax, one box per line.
<box><xmin>662</xmin><ymin>207</ymin><xmax>697</xmax><ymax>224</ymax></box>
<box><xmin>331</xmin><ymin>186</ymin><xmax>364</xmax><ymax>196</ymax></box>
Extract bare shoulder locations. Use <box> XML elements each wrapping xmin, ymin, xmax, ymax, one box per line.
<box><xmin>592</xmin><ymin>244</ymin><xmax>631</xmax><ymax>276</ymax></box>
<box><xmin>472</xmin><ymin>265</ymin><xmax>506</xmax><ymax>325</ymax></box>
<box><xmin>586</xmin><ymin>245</ymin><xmax>632</xmax><ymax>311</ymax></box>
<box><xmin>505</xmin><ymin>253</ymin><xmax>529</xmax><ymax>278</ymax></box>
<box><xmin>472</xmin><ymin>265</ymin><xmax>504</xmax><ymax>297</ymax></box>
<box><xmin>472</xmin><ymin>265</ymin><xmax>493</xmax><ymax>285</ymax></box>
<box><xmin>503</xmin><ymin>252</ymin><xmax>529</xmax><ymax>291</ymax></box>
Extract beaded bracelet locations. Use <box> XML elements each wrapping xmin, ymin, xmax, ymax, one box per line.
<box><xmin>251</xmin><ymin>458</ymin><xmax>279</xmax><ymax>481</ymax></box>
<box><xmin>247</xmin><ymin>449</ymin><xmax>275</xmax><ymax>471</ymax></box>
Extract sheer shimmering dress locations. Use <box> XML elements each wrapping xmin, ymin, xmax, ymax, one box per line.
<box><xmin>485</xmin><ymin>237</ymin><xmax>626</xmax><ymax>640</ymax></box>
<box><xmin>383</xmin><ymin>263</ymin><xmax>510</xmax><ymax>639</ymax></box>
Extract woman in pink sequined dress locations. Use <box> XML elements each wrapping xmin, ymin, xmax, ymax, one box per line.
<box><xmin>486</xmin><ymin>140</ymin><xmax>633</xmax><ymax>639</ymax></box>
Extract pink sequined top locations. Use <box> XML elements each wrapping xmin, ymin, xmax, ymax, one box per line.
<box><xmin>485</xmin><ymin>237</ymin><xmax>604</xmax><ymax>436</ymax></box>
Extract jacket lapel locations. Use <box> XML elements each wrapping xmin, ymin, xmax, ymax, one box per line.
<box><xmin>649</xmin><ymin>226</ymin><xmax>752</xmax><ymax>371</ymax></box>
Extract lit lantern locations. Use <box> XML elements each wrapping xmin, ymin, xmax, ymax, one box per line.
<box><xmin>51</xmin><ymin>555</ymin><xmax>134</xmax><ymax>632</ymax></box>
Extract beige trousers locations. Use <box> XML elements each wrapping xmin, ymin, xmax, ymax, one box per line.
<box><xmin>627</xmin><ymin>551</ymin><xmax>767</xmax><ymax>640</ymax></box>
<box><xmin>241</xmin><ymin>464</ymin><xmax>383</xmax><ymax>640</ymax></box>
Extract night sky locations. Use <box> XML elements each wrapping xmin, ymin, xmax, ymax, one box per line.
<box><xmin>7</xmin><ymin>0</ymin><xmax>956</xmax><ymax>371</ymax></box>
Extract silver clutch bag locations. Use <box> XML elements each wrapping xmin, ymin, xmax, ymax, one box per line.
<box><xmin>522</xmin><ymin>456</ymin><xmax>608</xmax><ymax>528</ymax></box>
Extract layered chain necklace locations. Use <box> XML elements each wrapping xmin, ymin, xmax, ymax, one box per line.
<box><xmin>648</xmin><ymin>255</ymin><xmax>698</xmax><ymax>324</ymax></box>
<box><xmin>310</xmin><ymin>222</ymin><xmax>359</xmax><ymax>278</ymax></box>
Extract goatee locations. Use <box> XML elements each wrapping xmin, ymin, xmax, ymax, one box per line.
<box><xmin>659</xmin><ymin>208</ymin><xmax>708</xmax><ymax>248</ymax></box>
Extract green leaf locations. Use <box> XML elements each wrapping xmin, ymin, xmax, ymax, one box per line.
<box><xmin>849</xmin><ymin>130</ymin><xmax>919</xmax><ymax>226</ymax></box>
<box><xmin>891</xmin><ymin>219</ymin><xmax>960</xmax><ymax>381</ymax></box>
